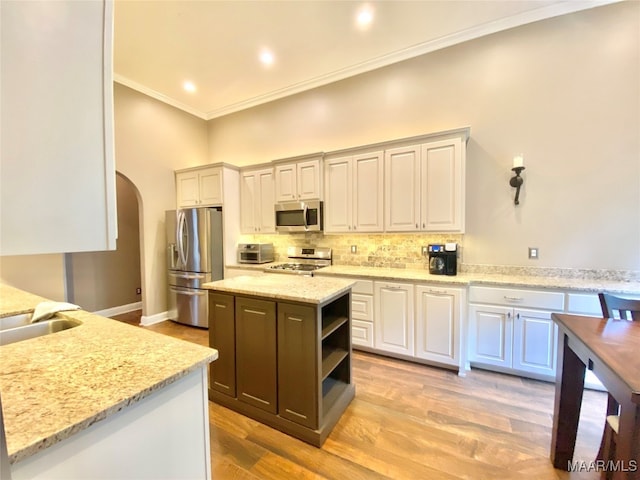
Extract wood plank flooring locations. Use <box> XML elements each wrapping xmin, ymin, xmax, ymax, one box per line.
<box><xmin>112</xmin><ymin>311</ymin><xmax>607</xmax><ymax>479</ymax></box>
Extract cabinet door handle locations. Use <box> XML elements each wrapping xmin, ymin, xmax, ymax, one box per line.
<box><xmin>415</xmin><ymin>223</ymin><xmax>418</xmax><ymax>229</ymax></box>
<box><xmin>353</xmin><ymin>225</ymin><xmax>356</xmax><ymax>230</ymax></box>
<box><xmin>288</xmin><ymin>316</ymin><xmax>303</xmax><ymax>323</ymax></box>
<box><xmin>244</xmin><ymin>309</ymin><xmax>266</xmax><ymax>316</ymax></box>
<box><xmin>215</xmin><ymin>304</ymin><xmax>226</xmax><ymax>309</ymax></box>
<box><xmin>504</xmin><ymin>296</ymin><xmax>524</xmax><ymax>302</ymax></box>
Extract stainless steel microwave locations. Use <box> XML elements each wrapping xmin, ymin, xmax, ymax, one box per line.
<box><xmin>275</xmin><ymin>201</ymin><xmax>323</xmax><ymax>232</ymax></box>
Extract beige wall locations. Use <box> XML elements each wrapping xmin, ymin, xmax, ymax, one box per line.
<box><xmin>68</xmin><ymin>174</ymin><xmax>142</xmax><ymax>312</ymax></box>
<box><xmin>0</xmin><ymin>254</ymin><xmax>66</xmax><ymax>301</ymax></box>
<box><xmin>209</xmin><ymin>2</ymin><xmax>640</xmax><ymax>271</ymax></box>
<box><xmin>114</xmin><ymin>83</ymin><xmax>209</xmax><ymax>318</ymax></box>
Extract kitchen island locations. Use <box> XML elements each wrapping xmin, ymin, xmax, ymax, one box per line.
<box><xmin>203</xmin><ymin>274</ymin><xmax>355</xmax><ymax>447</ymax></box>
<box><xmin>0</xmin><ymin>284</ymin><xmax>218</xmax><ymax>479</ymax></box>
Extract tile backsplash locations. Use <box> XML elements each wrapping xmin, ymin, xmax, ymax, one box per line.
<box><xmin>237</xmin><ymin>232</ymin><xmax>463</xmax><ymax>269</ymax></box>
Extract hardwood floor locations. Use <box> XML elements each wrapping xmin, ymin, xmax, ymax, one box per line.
<box><xmin>111</xmin><ymin>311</ymin><xmax>607</xmax><ymax>479</ymax></box>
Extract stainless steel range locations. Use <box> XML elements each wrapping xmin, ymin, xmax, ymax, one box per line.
<box><xmin>266</xmin><ymin>246</ymin><xmax>331</xmax><ymax>276</ymax></box>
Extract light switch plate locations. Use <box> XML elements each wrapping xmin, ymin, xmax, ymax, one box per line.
<box><xmin>528</xmin><ymin>247</ymin><xmax>539</xmax><ymax>259</ymax></box>
<box><xmin>421</xmin><ymin>246</ymin><xmax>428</xmax><ymax>255</ymax></box>
<box><xmin>350</xmin><ymin>245</ymin><xmax>357</xmax><ymax>254</ymax></box>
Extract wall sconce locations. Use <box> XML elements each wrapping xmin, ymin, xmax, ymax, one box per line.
<box><xmin>509</xmin><ymin>155</ymin><xmax>525</xmax><ymax>205</ymax></box>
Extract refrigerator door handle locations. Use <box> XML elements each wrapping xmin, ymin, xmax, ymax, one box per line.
<box><xmin>170</xmin><ymin>272</ymin><xmax>206</xmax><ymax>280</ymax></box>
<box><xmin>169</xmin><ymin>287</ymin><xmax>207</xmax><ymax>296</ymax></box>
<box><xmin>177</xmin><ymin>210</ymin><xmax>188</xmax><ymax>267</ymax></box>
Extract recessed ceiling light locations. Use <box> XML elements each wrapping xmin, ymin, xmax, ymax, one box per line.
<box><xmin>259</xmin><ymin>48</ymin><xmax>275</xmax><ymax>67</ymax></box>
<box><xmin>183</xmin><ymin>81</ymin><xmax>196</xmax><ymax>93</ymax></box>
<box><xmin>356</xmin><ymin>5</ymin><xmax>374</xmax><ymax>29</ymax></box>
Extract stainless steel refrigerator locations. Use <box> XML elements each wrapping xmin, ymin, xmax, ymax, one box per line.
<box><xmin>166</xmin><ymin>207</ymin><xmax>223</xmax><ymax>328</ymax></box>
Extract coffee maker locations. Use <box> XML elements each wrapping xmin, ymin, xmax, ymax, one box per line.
<box><xmin>428</xmin><ymin>243</ymin><xmax>457</xmax><ymax>276</ymax></box>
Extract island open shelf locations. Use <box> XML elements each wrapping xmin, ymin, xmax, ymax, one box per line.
<box><xmin>204</xmin><ymin>275</ymin><xmax>355</xmax><ymax>447</ymax></box>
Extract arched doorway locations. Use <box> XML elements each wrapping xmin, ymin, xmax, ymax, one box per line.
<box><xmin>65</xmin><ymin>172</ymin><xmax>143</xmax><ymax>316</ymax></box>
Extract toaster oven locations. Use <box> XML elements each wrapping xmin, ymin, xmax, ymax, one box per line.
<box><xmin>237</xmin><ymin>243</ymin><xmax>274</xmax><ymax>264</ymax></box>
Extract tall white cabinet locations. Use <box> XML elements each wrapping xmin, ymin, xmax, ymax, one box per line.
<box><xmin>324</xmin><ymin>151</ymin><xmax>384</xmax><ymax>233</ymax></box>
<box><xmin>1</xmin><ymin>0</ymin><xmax>116</xmax><ymax>254</ymax></box>
<box><xmin>240</xmin><ymin>167</ymin><xmax>275</xmax><ymax>234</ymax></box>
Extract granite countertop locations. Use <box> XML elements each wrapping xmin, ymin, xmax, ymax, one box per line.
<box><xmin>204</xmin><ymin>275</ymin><xmax>355</xmax><ymax>304</ymax></box>
<box><xmin>0</xmin><ymin>284</ymin><xmax>218</xmax><ymax>464</ymax></box>
<box><xmin>313</xmin><ymin>265</ymin><xmax>640</xmax><ymax>295</ymax></box>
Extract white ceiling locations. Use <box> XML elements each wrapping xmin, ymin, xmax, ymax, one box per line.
<box><xmin>113</xmin><ymin>0</ymin><xmax>616</xmax><ymax>120</ymax></box>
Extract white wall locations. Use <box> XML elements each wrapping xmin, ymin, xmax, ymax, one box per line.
<box><xmin>114</xmin><ymin>83</ymin><xmax>209</xmax><ymax>317</ymax></box>
<box><xmin>207</xmin><ymin>2</ymin><xmax>640</xmax><ymax>271</ymax></box>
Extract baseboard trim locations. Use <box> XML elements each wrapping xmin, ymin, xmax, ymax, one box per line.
<box><xmin>140</xmin><ymin>311</ymin><xmax>169</xmax><ymax>326</ymax></box>
<box><xmin>93</xmin><ymin>302</ymin><xmax>142</xmax><ymax>318</ymax></box>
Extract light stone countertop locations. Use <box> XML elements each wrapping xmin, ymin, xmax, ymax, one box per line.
<box><xmin>204</xmin><ymin>274</ymin><xmax>355</xmax><ymax>304</ymax></box>
<box><xmin>0</xmin><ymin>284</ymin><xmax>218</xmax><ymax>464</ymax></box>
<box><xmin>313</xmin><ymin>265</ymin><xmax>640</xmax><ymax>295</ymax></box>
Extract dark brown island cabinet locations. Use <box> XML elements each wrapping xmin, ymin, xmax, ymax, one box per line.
<box><xmin>207</xmin><ymin>286</ymin><xmax>355</xmax><ymax>447</ymax></box>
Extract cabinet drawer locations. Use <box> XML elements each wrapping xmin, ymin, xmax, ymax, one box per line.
<box><xmin>352</xmin><ymin>320</ymin><xmax>374</xmax><ymax>348</ymax></box>
<box><xmin>352</xmin><ymin>293</ymin><xmax>373</xmax><ymax>321</ymax></box>
<box><xmin>352</xmin><ymin>280</ymin><xmax>374</xmax><ymax>295</ymax></box>
<box><xmin>469</xmin><ymin>286</ymin><xmax>564</xmax><ymax>311</ymax></box>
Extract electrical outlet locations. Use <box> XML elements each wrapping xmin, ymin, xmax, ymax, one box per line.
<box><xmin>136</xmin><ymin>287</ymin><xmax>142</xmax><ymax>294</ymax></box>
<box><xmin>421</xmin><ymin>245</ymin><xmax>428</xmax><ymax>256</ymax></box>
<box><xmin>350</xmin><ymin>245</ymin><xmax>357</xmax><ymax>254</ymax></box>
<box><xmin>528</xmin><ymin>247</ymin><xmax>539</xmax><ymax>259</ymax></box>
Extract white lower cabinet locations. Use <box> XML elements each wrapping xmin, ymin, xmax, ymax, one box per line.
<box><xmin>341</xmin><ymin>277</ymin><xmax>464</xmax><ymax>372</ymax></box>
<box><xmin>374</xmin><ymin>282</ymin><xmax>414</xmax><ymax>356</ymax></box>
<box><xmin>415</xmin><ymin>286</ymin><xmax>462</xmax><ymax>367</ymax></box>
<box><xmin>468</xmin><ymin>286</ymin><xmax>564</xmax><ymax>380</ymax></box>
<box><xmin>468</xmin><ymin>304</ymin><xmax>513</xmax><ymax>368</ymax></box>
<box><xmin>351</xmin><ymin>280</ymin><xmax>375</xmax><ymax>348</ymax></box>
<box><xmin>512</xmin><ymin>308</ymin><xmax>557</xmax><ymax>376</ymax></box>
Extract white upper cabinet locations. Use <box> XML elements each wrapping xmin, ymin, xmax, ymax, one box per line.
<box><xmin>324</xmin><ymin>151</ymin><xmax>383</xmax><ymax>233</ymax></box>
<box><xmin>240</xmin><ymin>167</ymin><xmax>275</xmax><ymax>234</ymax></box>
<box><xmin>384</xmin><ymin>145</ymin><xmax>421</xmax><ymax>232</ymax></box>
<box><xmin>385</xmin><ymin>130</ymin><xmax>467</xmax><ymax>233</ymax></box>
<box><xmin>420</xmin><ymin>137</ymin><xmax>464</xmax><ymax>231</ymax></box>
<box><xmin>1</xmin><ymin>0</ymin><xmax>116</xmax><ymax>254</ymax></box>
<box><xmin>176</xmin><ymin>166</ymin><xmax>223</xmax><ymax>208</ymax></box>
<box><xmin>274</xmin><ymin>156</ymin><xmax>322</xmax><ymax>202</ymax></box>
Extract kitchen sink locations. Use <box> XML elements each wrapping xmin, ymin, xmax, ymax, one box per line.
<box><xmin>0</xmin><ymin>313</ymin><xmax>32</xmax><ymax>330</ymax></box>
<box><xmin>0</xmin><ymin>317</ymin><xmax>82</xmax><ymax>346</ymax></box>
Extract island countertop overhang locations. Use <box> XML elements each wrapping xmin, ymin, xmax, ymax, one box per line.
<box><xmin>0</xmin><ymin>284</ymin><xmax>218</xmax><ymax>465</ymax></box>
<box><xmin>203</xmin><ymin>275</ymin><xmax>355</xmax><ymax>304</ymax></box>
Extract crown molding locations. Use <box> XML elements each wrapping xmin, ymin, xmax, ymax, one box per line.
<box><xmin>113</xmin><ymin>74</ymin><xmax>208</xmax><ymax>119</ymax></box>
<box><xmin>115</xmin><ymin>0</ymin><xmax>619</xmax><ymax>121</ymax></box>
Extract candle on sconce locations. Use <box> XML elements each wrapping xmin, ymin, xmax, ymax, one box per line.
<box><xmin>513</xmin><ymin>155</ymin><xmax>524</xmax><ymax>169</ymax></box>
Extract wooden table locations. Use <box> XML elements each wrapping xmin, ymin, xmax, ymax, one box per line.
<box><xmin>551</xmin><ymin>313</ymin><xmax>640</xmax><ymax>479</ymax></box>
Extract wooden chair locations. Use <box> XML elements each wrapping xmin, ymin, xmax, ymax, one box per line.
<box><xmin>596</xmin><ymin>292</ymin><xmax>640</xmax><ymax>479</ymax></box>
